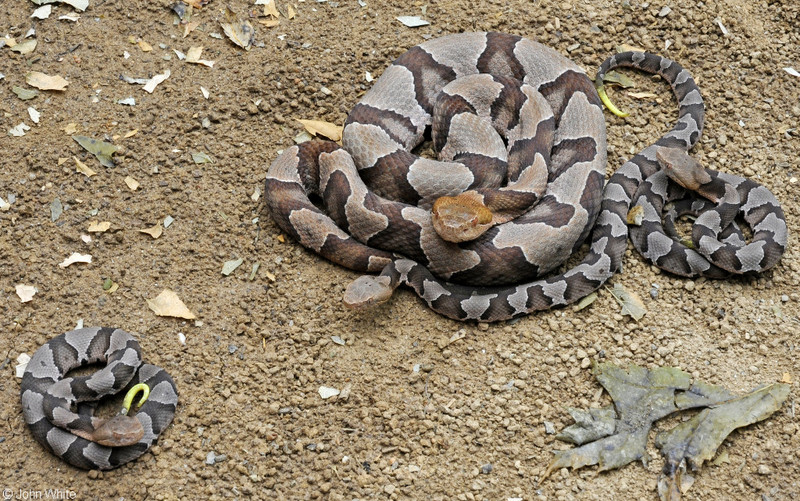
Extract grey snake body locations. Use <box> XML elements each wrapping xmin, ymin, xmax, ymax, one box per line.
<box><xmin>20</xmin><ymin>327</ymin><xmax>178</xmax><ymax>470</ymax></box>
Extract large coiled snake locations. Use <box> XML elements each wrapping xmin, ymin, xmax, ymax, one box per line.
<box><xmin>265</xmin><ymin>32</ymin><xmax>787</xmax><ymax>322</ymax></box>
<box><xmin>20</xmin><ymin>327</ymin><xmax>178</xmax><ymax>470</ymax></box>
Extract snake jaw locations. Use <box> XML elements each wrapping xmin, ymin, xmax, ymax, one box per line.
<box><xmin>343</xmin><ymin>275</ymin><xmax>395</xmax><ymax>309</ymax></box>
<box><xmin>91</xmin><ymin>415</ymin><xmax>145</xmax><ymax>447</ymax></box>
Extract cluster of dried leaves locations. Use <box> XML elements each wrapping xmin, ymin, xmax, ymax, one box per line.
<box><xmin>543</xmin><ymin>363</ymin><xmax>791</xmax><ymax>500</ymax></box>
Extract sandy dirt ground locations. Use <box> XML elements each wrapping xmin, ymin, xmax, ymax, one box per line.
<box><xmin>1</xmin><ymin>0</ymin><xmax>799</xmax><ymax>499</ymax></box>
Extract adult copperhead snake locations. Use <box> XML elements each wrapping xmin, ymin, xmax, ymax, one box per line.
<box><xmin>20</xmin><ymin>327</ymin><xmax>178</xmax><ymax>470</ymax></box>
<box><xmin>265</xmin><ymin>31</ymin><xmax>787</xmax><ymax>322</ymax></box>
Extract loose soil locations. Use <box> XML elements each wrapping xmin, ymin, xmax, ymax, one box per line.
<box><xmin>1</xmin><ymin>0</ymin><xmax>799</xmax><ymax>499</ymax></box>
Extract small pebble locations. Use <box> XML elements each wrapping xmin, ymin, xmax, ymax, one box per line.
<box><xmin>544</xmin><ymin>421</ymin><xmax>556</xmax><ymax>434</ymax></box>
<box><xmin>480</xmin><ymin>463</ymin><xmax>493</xmax><ymax>474</ymax></box>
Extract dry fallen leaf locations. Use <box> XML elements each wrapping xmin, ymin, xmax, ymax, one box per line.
<box><xmin>261</xmin><ymin>0</ymin><xmax>280</xmax><ymax>17</ymax></box>
<box><xmin>147</xmin><ymin>289</ymin><xmax>196</xmax><ymax>319</ymax></box>
<box><xmin>124</xmin><ymin>176</ymin><xmax>140</xmax><ymax>191</ymax></box>
<box><xmin>124</xmin><ymin>129</ymin><xmax>139</xmax><ymax>138</ymax></box>
<box><xmin>609</xmin><ymin>283</ymin><xmax>647</xmax><ymax>321</ymax></box>
<box><xmin>12</xmin><ymin>39</ymin><xmax>37</xmax><ymax>55</ymax></box>
<box><xmin>296</xmin><ymin>119</ymin><xmax>343</xmax><ymax>141</ymax></box>
<box><xmin>16</xmin><ymin>284</ymin><xmax>37</xmax><ymax>303</ymax></box>
<box><xmin>221</xmin><ymin>7</ymin><xmax>255</xmax><ymax>50</ymax></box>
<box><xmin>186</xmin><ymin>46</ymin><xmax>215</xmax><ymax>67</ymax></box>
<box><xmin>26</xmin><ymin>71</ymin><xmax>69</xmax><ymax>91</ymax></box>
<box><xmin>143</xmin><ymin>69</ymin><xmax>171</xmax><ymax>93</ymax></box>
<box><xmin>628</xmin><ymin>91</ymin><xmax>659</xmax><ymax>99</ymax></box>
<box><xmin>74</xmin><ymin>156</ymin><xmax>96</xmax><ymax>177</ymax></box>
<box><xmin>59</xmin><ymin>252</ymin><xmax>92</xmax><ymax>268</ymax></box>
<box><xmin>16</xmin><ymin>353</ymin><xmax>31</xmax><ymax>378</ymax></box>
<box><xmin>139</xmin><ymin>224</ymin><xmax>163</xmax><ymax>239</ymax></box>
<box><xmin>88</xmin><ymin>221</ymin><xmax>111</xmax><ymax>232</ymax></box>
<box><xmin>73</xmin><ymin>135</ymin><xmax>119</xmax><ymax>168</ymax></box>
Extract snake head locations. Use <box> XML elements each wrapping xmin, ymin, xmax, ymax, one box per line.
<box><xmin>91</xmin><ymin>415</ymin><xmax>145</xmax><ymax>447</ymax></box>
<box><xmin>343</xmin><ymin>275</ymin><xmax>394</xmax><ymax>310</ymax></box>
<box><xmin>431</xmin><ymin>192</ymin><xmax>494</xmax><ymax>243</ymax></box>
<box><xmin>656</xmin><ymin>147</ymin><xmax>711</xmax><ymax>191</ymax></box>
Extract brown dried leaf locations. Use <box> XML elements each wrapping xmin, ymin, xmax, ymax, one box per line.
<box><xmin>262</xmin><ymin>0</ymin><xmax>280</xmax><ymax>17</ymax></box>
<box><xmin>124</xmin><ymin>176</ymin><xmax>140</xmax><ymax>191</ymax></box>
<box><xmin>88</xmin><ymin>221</ymin><xmax>111</xmax><ymax>233</ymax></box>
<box><xmin>74</xmin><ymin>156</ymin><xmax>96</xmax><ymax>177</ymax></box>
<box><xmin>221</xmin><ymin>7</ymin><xmax>255</xmax><ymax>50</ymax></box>
<box><xmin>296</xmin><ymin>119</ymin><xmax>343</xmax><ymax>141</ymax></box>
<box><xmin>146</xmin><ymin>289</ymin><xmax>196</xmax><ymax>319</ymax></box>
<box><xmin>628</xmin><ymin>91</ymin><xmax>659</xmax><ymax>99</ymax></box>
<box><xmin>139</xmin><ymin>224</ymin><xmax>163</xmax><ymax>239</ymax></box>
<box><xmin>186</xmin><ymin>46</ymin><xmax>215</xmax><ymax>67</ymax></box>
<box><xmin>26</xmin><ymin>71</ymin><xmax>69</xmax><ymax>91</ymax></box>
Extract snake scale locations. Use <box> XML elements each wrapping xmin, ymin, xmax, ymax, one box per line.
<box><xmin>20</xmin><ymin>327</ymin><xmax>178</xmax><ymax>470</ymax></box>
<box><xmin>265</xmin><ymin>32</ymin><xmax>787</xmax><ymax>322</ymax></box>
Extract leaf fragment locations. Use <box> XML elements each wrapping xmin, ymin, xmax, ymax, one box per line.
<box><xmin>124</xmin><ymin>176</ymin><xmax>140</xmax><ymax>191</ymax></box>
<box><xmin>628</xmin><ymin>91</ymin><xmax>659</xmax><ymax>99</ymax></box>
<box><xmin>12</xmin><ymin>86</ymin><xmax>39</xmax><ymax>100</ymax></box>
<box><xmin>73</xmin><ymin>135</ymin><xmax>119</xmax><ymax>167</ymax></box>
<box><xmin>27</xmin><ymin>107</ymin><xmax>41</xmax><ymax>124</ymax></box>
<box><xmin>573</xmin><ymin>292</ymin><xmax>597</xmax><ymax>311</ymax></box>
<box><xmin>296</xmin><ymin>119</ymin><xmax>343</xmax><ymax>141</ymax></box>
<box><xmin>59</xmin><ymin>252</ymin><xmax>92</xmax><ymax>267</ymax></box>
<box><xmin>191</xmin><ymin>151</ymin><xmax>214</xmax><ymax>164</ymax></box>
<box><xmin>656</xmin><ymin>383</ymin><xmax>790</xmax><ymax>500</ymax></box>
<box><xmin>88</xmin><ymin>221</ymin><xmax>111</xmax><ymax>232</ymax></box>
<box><xmin>12</xmin><ymin>39</ymin><xmax>37</xmax><ymax>55</ymax></box>
<box><xmin>396</xmin><ymin>15</ymin><xmax>429</xmax><ymax>27</ymax></box>
<box><xmin>221</xmin><ymin>7</ymin><xmax>254</xmax><ymax>50</ymax></box>
<box><xmin>26</xmin><ymin>71</ymin><xmax>69</xmax><ymax>91</ymax></box>
<box><xmin>221</xmin><ymin>257</ymin><xmax>244</xmax><ymax>276</ymax></box>
<box><xmin>186</xmin><ymin>46</ymin><xmax>215</xmax><ymax>67</ymax></box>
<box><xmin>143</xmin><ymin>69</ymin><xmax>171</xmax><ymax>93</ymax></box>
<box><xmin>74</xmin><ymin>156</ymin><xmax>97</xmax><ymax>177</ymax></box>
<box><xmin>608</xmin><ymin>283</ymin><xmax>646</xmax><ymax>320</ymax></box>
<box><xmin>16</xmin><ymin>284</ymin><xmax>38</xmax><ymax>303</ymax></box>
<box><xmin>31</xmin><ymin>5</ymin><xmax>53</xmax><ymax>19</ymax></box>
<box><xmin>146</xmin><ymin>289</ymin><xmax>197</xmax><ymax>319</ymax></box>
<box><xmin>50</xmin><ymin>198</ymin><xmax>63</xmax><ymax>221</ymax></box>
<box><xmin>139</xmin><ymin>224</ymin><xmax>163</xmax><ymax>239</ymax></box>
<box><xmin>8</xmin><ymin>123</ymin><xmax>31</xmax><ymax>137</ymax></box>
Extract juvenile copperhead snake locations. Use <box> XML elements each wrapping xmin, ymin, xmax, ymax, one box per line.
<box><xmin>265</xmin><ymin>32</ymin><xmax>787</xmax><ymax>322</ymax></box>
<box><xmin>20</xmin><ymin>327</ymin><xmax>178</xmax><ymax>470</ymax></box>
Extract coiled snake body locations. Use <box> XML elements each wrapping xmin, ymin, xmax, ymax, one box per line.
<box><xmin>265</xmin><ymin>32</ymin><xmax>787</xmax><ymax>321</ymax></box>
<box><xmin>20</xmin><ymin>327</ymin><xmax>178</xmax><ymax>470</ymax></box>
